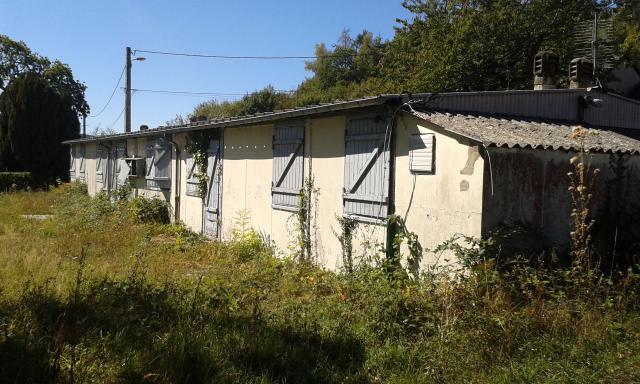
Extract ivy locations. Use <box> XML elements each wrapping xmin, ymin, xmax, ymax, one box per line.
<box><xmin>184</xmin><ymin>131</ymin><xmax>211</xmax><ymax>199</ymax></box>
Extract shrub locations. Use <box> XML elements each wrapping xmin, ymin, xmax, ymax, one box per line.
<box><xmin>129</xmin><ymin>196</ymin><xmax>170</xmax><ymax>224</ymax></box>
<box><xmin>0</xmin><ymin>172</ymin><xmax>32</xmax><ymax>192</ymax></box>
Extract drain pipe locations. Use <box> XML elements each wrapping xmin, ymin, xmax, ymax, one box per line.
<box><xmin>165</xmin><ymin>134</ymin><xmax>181</xmax><ymax>222</ymax></box>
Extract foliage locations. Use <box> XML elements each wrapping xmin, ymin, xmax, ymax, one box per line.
<box><xmin>185</xmin><ymin>1</ymin><xmax>640</xmax><ymax>123</ymax></box>
<box><xmin>333</xmin><ymin>215</ymin><xmax>359</xmax><ymax>273</ymax></box>
<box><xmin>229</xmin><ymin>209</ymin><xmax>272</xmax><ymax>262</ymax></box>
<box><xmin>0</xmin><ymin>189</ymin><xmax>640</xmax><ymax>383</ymax></box>
<box><xmin>184</xmin><ymin>131</ymin><xmax>211</xmax><ymax>199</ymax></box>
<box><xmin>568</xmin><ymin>127</ymin><xmax>600</xmax><ymax>271</ymax></box>
<box><xmin>0</xmin><ymin>73</ymin><xmax>79</xmax><ymax>184</ymax></box>
<box><xmin>0</xmin><ymin>34</ymin><xmax>88</xmax><ymax>116</ymax></box>
<box><xmin>0</xmin><ymin>171</ymin><xmax>32</xmax><ymax>192</ymax></box>
<box><xmin>192</xmin><ymin>85</ymin><xmax>292</xmax><ymax>119</ymax></box>
<box><xmin>294</xmin><ymin>176</ymin><xmax>319</xmax><ymax>263</ymax></box>
<box><xmin>128</xmin><ymin>196</ymin><xmax>171</xmax><ymax>224</ymax></box>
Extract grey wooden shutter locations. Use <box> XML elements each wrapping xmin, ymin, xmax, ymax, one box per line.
<box><xmin>409</xmin><ymin>133</ymin><xmax>435</xmax><ymax>174</ymax></box>
<box><xmin>271</xmin><ymin>123</ymin><xmax>304</xmax><ymax>210</ymax></box>
<box><xmin>185</xmin><ymin>148</ymin><xmax>199</xmax><ymax>197</ymax></box>
<box><xmin>78</xmin><ymin>145</ymin><xmax>86</xmax><ymax>181</ymax></box>
<box><xmin>96</xmin><ymin>146</ymin><xmax>105</xmax><ymax>191</ymax></box>
<box><xmin>69</xmin><ymin>146</ymin><xmax>76</xmax><ymax>179</ymax></box>
<box><xmin>114</xmin><ymin>143</ymin><xmax>129</xmax><ymax>188</ymax></box>
<box><xmin>145</xmin><ymin>138</ymin><xmax>171</xmax><ymax>190</ymax></box>
<box><xmin>343</xmin><ymin>115</ymin><xmax>390</xmax><ymax>222</ymax></box>
<box><xmin>204</xmin><ymin>139</ymin><xmax>221</xmax><ymax>238</ymax></box>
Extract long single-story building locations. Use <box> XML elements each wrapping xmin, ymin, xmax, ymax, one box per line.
<box><xmin>65</xmin><ymin>88</ymin><xmax>640</xmax><ymax>269</ymax></box>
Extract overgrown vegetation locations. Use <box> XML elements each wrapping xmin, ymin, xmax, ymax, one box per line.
<box><xmin>0</xmin><ymin>183</ymin><xmax>639</xmax><ymax>383</ymax></box>
<box><xmin>0</xmin><ymin>171</ymin><xmax>32</xmax><ymax>192</ymax></box>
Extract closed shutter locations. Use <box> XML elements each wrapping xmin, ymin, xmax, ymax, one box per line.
<box><xmin>409</xmin><ymin>133</ymin><xmax>435</xmax><ymax>174</ymax></box>
<box><xmin>185</xmin><ymin>148</ymin><xmax>199</xmax><ymax>197</ymax></box>
<box><xmin>69</xmin><ymin>146</ymin><xmax>76</xmax><ymax>179</ymax></box>
<box><xmin>114</xmin><ymin>143</ymin><xmax>129</xmax><ymax>189</ymax></box>
<box><xmin>343</xmin><ymin>115</ymin><xmax>390</xmax><ymax>222</ymax></box>
<box><xmin>78</xmin><ymin>145</ymin><xmax>86</xmax><ymax>181</ymax></box>
<box><xmin>203</xmin><ymin>139</ymin><xmax>222</xmax><ymax>238</ymax></box>
<box><xmin>96</xmin><ymin>146</ymin><xmax>105</xmax><ymax>191</ymax></box>
<box><xmin>146</xmin><ymin>138</ymin><xmax>171</xmax><ymax>190</ymax></box>
<box><xmin>271</xmin><ymin>123</ymin><xmax>304</xmax><ymax>210</ymax></box>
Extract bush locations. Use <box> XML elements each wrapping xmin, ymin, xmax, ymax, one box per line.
<box><xmin>0</xmin><ymin>172</ymin><xmax>32</xmax><ymax>192</ymax></box>
<box><xmin>129</xmin><ymin>196</ymin><xmax>170</xmax><ymax>224</ymax></box>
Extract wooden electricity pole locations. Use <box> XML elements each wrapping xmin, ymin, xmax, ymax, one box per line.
<box><xmin>125</xmin><ymin>46</ymin><xmax>132</xmax><ymax>133</ymax></box>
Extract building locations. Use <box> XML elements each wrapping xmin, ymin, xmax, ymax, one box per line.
<box><xmin>65</xmin><ymin>88</ymin><xmax>640</xmax><ymax>270</ymax></box>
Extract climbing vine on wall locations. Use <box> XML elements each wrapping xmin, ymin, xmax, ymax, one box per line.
<box><xmin>185</xmin><ymin>131</ymin><xmax>210</xmax><ymax>199</ymax></box>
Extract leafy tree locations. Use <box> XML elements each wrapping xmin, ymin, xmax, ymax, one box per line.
<box><xmin>384</xmin><ymin>0</ymin><xmax>597</xmax><ymax>92</ymax></box>
<box><xmin>0</xmin><ymin>35</ymin><xmax>88</xmax><ymax>116</ymax></box>
<box><xmin>0</xmin><ymin>73</ymin><xmax>79</xmax><ymax>183</ymax></box>
<box><xmin>192</xmin><ymin>86</ymin><xmax>291</xmax><ymax>119</ymax></box>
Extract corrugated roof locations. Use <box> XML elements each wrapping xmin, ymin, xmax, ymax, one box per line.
<box><xmin>64</xmin><ymin>88</ymin><xmax>640</xmax><ymax>145</ymax></box>
<box><xmin>63</xmin><ymin>95</ymin><xmax>392</xmax><ymax>144</ymax></box>
<box><xmin>410</xmin><ymin>110</ymin><xmax>640</xmax><ymax>155</ymax></box>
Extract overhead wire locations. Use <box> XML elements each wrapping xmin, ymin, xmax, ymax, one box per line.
<box><xmin>89</xmin><ymin>65</ymin><xmax>126</xmax><ymax>117</ymax></box>
<box><xmin>133</xmin><ymin>48</ymin><xmax>379</xmax><ymax>60</ymax></box>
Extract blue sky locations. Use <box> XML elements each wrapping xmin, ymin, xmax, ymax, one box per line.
<box><xmin>1</xmin><ymin>1</ymin><xmax>411</xmax><ymax>133</ymax></box>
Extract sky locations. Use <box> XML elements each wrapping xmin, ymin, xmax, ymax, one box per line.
<box><xmin>1</xmin><ymin>0</ymin><xmax>412</xmax><ymax>134</ymax></box>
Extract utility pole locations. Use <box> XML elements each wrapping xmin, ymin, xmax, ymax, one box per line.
<box><xmin>125</xmin><ymin>46</ymin><xmax>132</xmax><ymax>133</ymax></box>
<box><xmin>82</xmin><ymin>114</ymin><xmax>86</xmax><ymax>137</ymax></box>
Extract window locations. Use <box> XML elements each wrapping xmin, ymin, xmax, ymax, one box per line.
<box><xmin>145</xmin><ymin>138</ymin><xmax>171</xmax><ymax>190</ymax></box>
<box><xmin>409</xmin><ymin>133</ymin><xmax>435</xmax><ymax>174</ymax></box>
<box><xmin>343</xmin><ymin>115</ymin><xmax>390</xmax><ymax>223</ymax></box>
<box><xmin>271</xmin><ymin>123</ymin><xmax>304</xmax><ymax>211</ymax></box>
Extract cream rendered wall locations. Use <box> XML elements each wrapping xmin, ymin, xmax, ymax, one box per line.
<box><xmin>220</xmin><ymin>125</ymin><xmax>289</xmax><ymax>246</ymax></box>
<box><xmin>173</xmin><ymin>133</ymin><xmax>204</xmax><ymax>232</ymax></box>
<box><xmin>305</xmin><ymin>116</ymin><xmax>385</xmax><ymax>269</ymax></box>
<box><xmin>393</xmin><ymin>113</ymin><xmax>484</xmax><ymax>267</ymax></box>
<box><xmin>84</xmin><ymin>143</ymin><xmax>97</xmax><ymax>196</ymax></box>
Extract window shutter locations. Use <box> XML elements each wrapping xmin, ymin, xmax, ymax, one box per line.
<box><xmin>145</xmin><ymin>138</ymin><xmax>171</xmax><ymax>190</ymax></box>
<box><xmin>409</xmin><ymin>134</ymin><xmax>435</xmax><ymax>174</ymax></box>
<box><xmin>343</xmin><ymin>115</ymin><xmax>390</xmax><ymax>222</ymax></box>
<box><xmin>114</xmin><ymin>143</ymin><xmax>129</xmax><ymax>188</ymax></box>
<box><xmin>145</xmin><ymin>142</ymin><xmax>156</xmax><ymax>179</ymax></box>
<box><xmin>271</xmin><ymin>123</ymin><xmax>304</xmax><ymax>210</ymax></box>
<box><xmin>204</xmin><ymin>139</ymin><xmax>221</xmax><ymax>238</ymax></box>
<box><xmin>185</xmin><ymin>147</ymin><xmax>199</xmax><ymax>197</ymax></box>
<box><xmin>78</xmin><ymin>145</ymin><xmax>86</xmax><ymax>181</ymax></box>
<box><xmin>69</xmin><ymin>147</ymin><xmax>76</xmax><ymax>179</ymax></box>
<box><xmin>96</xmin><ymin>147</ymin><xmax>104</xmax><ymax>190</ymax></box>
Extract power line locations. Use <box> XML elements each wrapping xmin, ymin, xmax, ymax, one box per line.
<box><xmin>107</xmin><ymin>107</ymin><xmax>125</xmax><ymax>129</ymax></box>
<box><xmin>89</xmin><ymin>65</ymin><xmax>126</xmax><ymax>117</ymax></box>
<box><xmin>133</xmin><ymin>48</ymin><xmax>378</xmax><ymax>60</ymax></box>
<box><xmin>128</xmin><ymin>88</ymin><xmax>295</xmax><ymax>96</ymax></box>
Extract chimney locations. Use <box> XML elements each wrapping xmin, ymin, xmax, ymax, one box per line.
<box><xmin>533</xmin><ymin>51</ymin><xmax>559</xmax><ymax>90</ymax></box>
<box><xmin>139</xmin><ymin>124</ymin><xmax>149</xmax><ymax>131</ymax></box>
<box><xmin>569</xmin><ymin>58</ymin><xmax>594</xmax><ymax>89</ymax></box>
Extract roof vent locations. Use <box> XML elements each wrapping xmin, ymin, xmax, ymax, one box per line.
<box><xmin>569</xmin><ymin>58</ymin><xmax>594</xmax><ymax>89</ymax></box>
<box><xmin>139</xmin><ymin>125</ymin><xmax>149</xmax><ymax>131</ymax></box>
<box><xmin>533</xmin><ymin>51</ymin><xmax>559</xmax><ymax>90</ymax></box>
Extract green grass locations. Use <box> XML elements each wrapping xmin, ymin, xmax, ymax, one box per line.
<box><xmin>0</xmin><ymin>184</ymin><xmax>639</xmax><ymax>383</ymax></box>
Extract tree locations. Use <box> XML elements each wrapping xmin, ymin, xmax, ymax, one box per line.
<box><xmin>0</xmin><ymin>35</ymin><xmax>88</xmax><ymax>116</ymax></box>
<box><xmin>0</xmin><ymin>73</ymin><xmax>79</xmax><ymax>183</ymax></box>
<box><xmin>384</xmin><ymin>0</ymin><xmax>597</xmax><ymax>92</ymax></box>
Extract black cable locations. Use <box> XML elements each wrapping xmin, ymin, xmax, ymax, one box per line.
<box><xmin>128</xmin><ymin>88</ymin><xmax>295</xmax><ymax>96</ymax></box>
<box><xmin>134</xmin><ymin>49</ymin><xmax>378</xmax><ymax>60</ymax></box>
<box><xmin>89</xmin><ymin>65</ymin><xmax>126</xmax><ymax>117</ymax></box>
